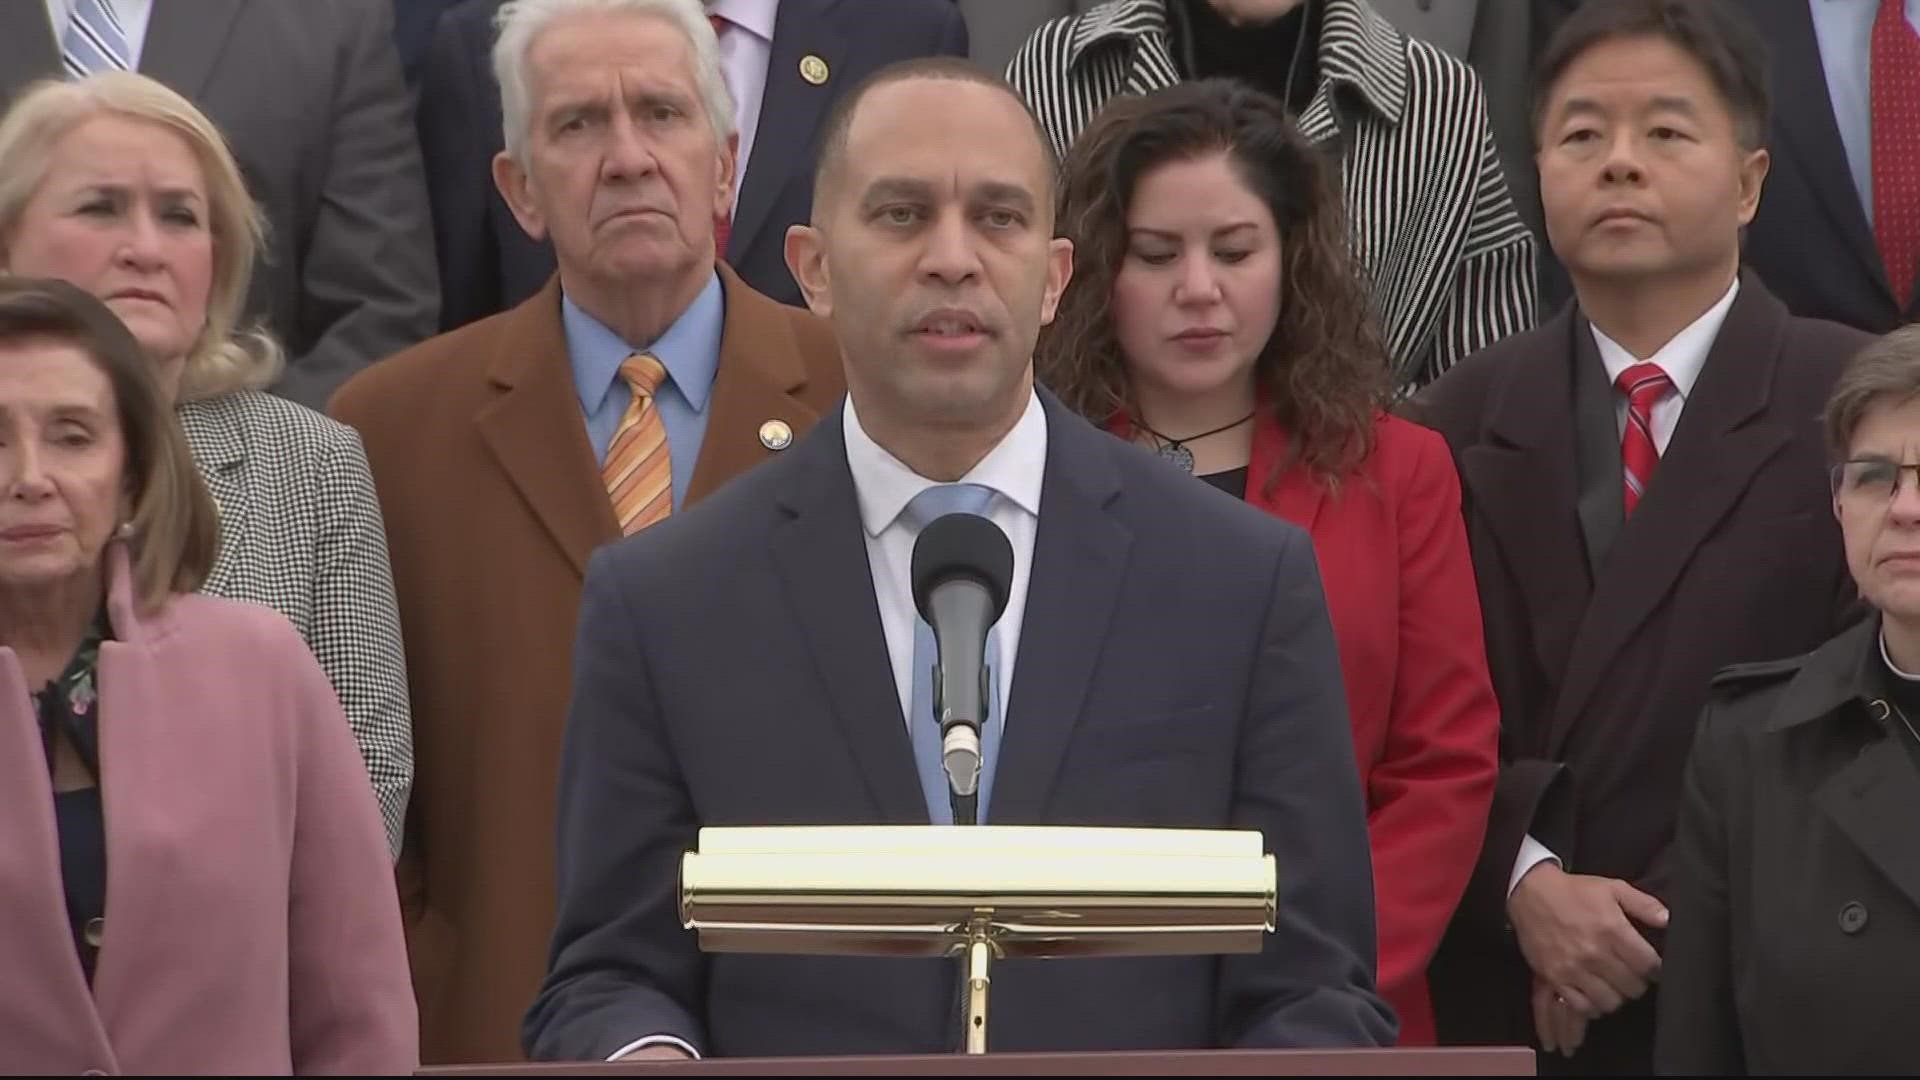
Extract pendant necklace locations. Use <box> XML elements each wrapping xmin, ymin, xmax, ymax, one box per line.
<box><xmin>1134</xmin><ymin>411</ymin><xmax>1256</xmax><ymax>474</ymax></box>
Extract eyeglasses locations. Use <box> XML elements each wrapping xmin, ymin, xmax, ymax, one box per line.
<box><xmin>1830</xmin><ymin>460</ymin><xmax>1920</xmax><ymax>504</ymax></box>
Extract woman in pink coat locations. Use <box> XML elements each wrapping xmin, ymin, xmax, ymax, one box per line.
<box><xmin>0</xmin><ymin>277</ymin><xmax>416</xmax><ymax>1075</ymax></box>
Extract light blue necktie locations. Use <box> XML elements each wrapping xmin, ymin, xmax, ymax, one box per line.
<box><xmin>901</xmin><ymin>483</ymin><xmax>1004</xmax><ymax>825</ymax></box>
<box><xmin>62</xmin><ymin>0</ymin><xmax>131</xmax><ymax>79</ymax></box>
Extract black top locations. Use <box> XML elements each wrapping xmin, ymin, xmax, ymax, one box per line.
<box><xmin>1169</xmin><ymin>0</ymin><xmax>1320</xmax><ymax>115</ymax></box>
<box><xmin>31</xmin><ymin>612</ymin><xmax>109</xmax><ymax>983</ymax></box>
<box><xmin>1199</xmin><ymin>465</ymin><xmax>1251</xmax><ymax>499</ymax></box>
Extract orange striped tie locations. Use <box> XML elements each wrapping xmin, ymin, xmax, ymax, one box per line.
<box><xmin>603</xmin><ymin>354</ymin><xmax>673</xmax><ymax>535</ymax></box>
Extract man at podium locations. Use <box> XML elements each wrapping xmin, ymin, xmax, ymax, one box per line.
<box><xmin>523</xmin><ymin>55</ymin><xmax>1396</xmax><ymax>1062</ymax></box>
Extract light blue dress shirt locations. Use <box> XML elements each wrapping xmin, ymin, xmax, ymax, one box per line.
<box><xmin>1809</xmin><ymin>0</ymin><xmax>1920</xmax><ymax>226</ymax></box>
<box><xmin>564</xmin><ymin>271</ymin><xmax>725</xmax><ymax>513</ymax></box>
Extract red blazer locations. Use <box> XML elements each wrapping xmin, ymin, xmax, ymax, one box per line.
<box><xmin>1114</xmin><ymin>410</ymin><xmax>1499</xmax><ymax>1044</ymax></box>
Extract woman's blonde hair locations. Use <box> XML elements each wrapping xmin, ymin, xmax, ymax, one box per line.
<box><xmin>0</xmin><ymin>72</ymin><xmax>283</xmax><ymax>401</ymax></box>
<box><xmin>0</xmin><ymin>277</ymin><xmax>219</xmax><ymax>609</ymax></box>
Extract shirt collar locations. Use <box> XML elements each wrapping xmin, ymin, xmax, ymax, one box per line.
<box><xmin>705</xmin><ymin>0</ymin><xmax>778</xmax><ymax>41</ymax></box>
<box><xmin>1589</xmin><ymin>276</ymin><xmax>1740</xmax><ymax>402</ymax></box>
<box><xmin>842</xmin><ymin>389</ymin><xmax>1048</xmax><ymax>539</ymax></box>
<box><xmin>563</xmin><ymin>271</ymin><xmax>726</xmax><ymax>417</ymax></box>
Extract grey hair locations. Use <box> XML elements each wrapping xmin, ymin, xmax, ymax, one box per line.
<box><xmin>493</xmin><ymin>0</ymin><xmax>736</xmax><ymax>163</ymax></box>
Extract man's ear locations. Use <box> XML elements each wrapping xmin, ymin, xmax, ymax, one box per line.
<box><xmin>492</xmin><ymin>150</ymin><xmax>548</xmax><ymax>242</ymax></box>
<box><xmin>784</xmin><ymin>223</ymin><xmax>833</xmax><ymax>319</ymax></box>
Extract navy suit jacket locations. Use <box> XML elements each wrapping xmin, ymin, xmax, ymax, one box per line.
<box><xmin>524</xmin><ymin>390</ymin><xmax>1395</xmax><ymax>1059</ymax></box>
<box><xmin>416</xmin><ymin>0</ymin><xmax>969</xmax><ymax>330</ymax></box>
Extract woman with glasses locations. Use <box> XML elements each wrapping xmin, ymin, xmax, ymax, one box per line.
<box><xmin>1656</xmin><ymin>326</ymin><xmax>1920</xmax><ymax>1075</ymax></box>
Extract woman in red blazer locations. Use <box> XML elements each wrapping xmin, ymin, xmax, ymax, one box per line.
<box><xmin>1039</xmin><ymin>79</ymin><xmax>1499</xmax><ymax>1045</ymax></box>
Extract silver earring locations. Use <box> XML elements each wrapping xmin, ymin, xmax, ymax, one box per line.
<box><xmin>115</xmin><ymin>521</ymin><xmax>135</xmax><ymax>541</ymax></box>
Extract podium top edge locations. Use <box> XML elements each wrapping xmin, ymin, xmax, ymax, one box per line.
<box><xmin>692</xmin><ymin>826</ymin><xmax>1267</xmax><ymax>858</ymax></box>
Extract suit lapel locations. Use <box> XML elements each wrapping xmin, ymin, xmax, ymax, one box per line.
<box><xmin>1750</xmin><ymin>0</ymin><xmax>1889</xmax><ymax>303</ymax></box>
<box><xmin>1813</xmin><ymin>734</ymin><xmax>1920</xmax><ymax>911</ymax></box>
<box><xmin>0</xmin><ymin>3</ymin><xmax>58</xmax><ymax>98</ymax></box>
<box><xmin>138</xmin><ymin>0</ymin><xmax>244</xmax><ymax>98</ymax></box>
<box><xmin>768</xmin><ymin>410</ymin><xmax>927</xmax><ymax>823</ymax></box>
<box><xmin>728</xmin><ymin>0</ymin><xmax>845</xmax><ymax>264</ymax></box>
<box><xmin>179</xmin><ymin>403</ymin><xmax>251</xmax><ymax>597</ymax></box>
<box><xmin>990</xmin><ymin>394</ymin><xmax>1133</xmax><ymax>824</ymax></box>
<box><xmin>473</xmin><ymin>278</ymin><xmax>619</xmax><ymax>580</ymax></box>
<box><xmin>1552</xmin><ymin>278</ymin><xmax>1794</xmax><ymax>748</ymax></box>
<box><xmin>1245</xmin><ymin>411</ymin><xmax>1327</xmax><ymax>533</ymax></box>
<box><xmin>1456</xmin><ymin>308</ymin><xmax>1593</xmax><ymax>723</ymax></box>
<box><xmin>685</xmin><ymin>265</ymin><xmax>831</xmax><ymax>503</ymax></box>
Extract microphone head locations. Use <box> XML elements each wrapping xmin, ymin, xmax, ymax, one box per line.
<box><xmin>910</xmin><ymin>512</ymin><xmax>1015</xmax><ymax>624</ymax></box>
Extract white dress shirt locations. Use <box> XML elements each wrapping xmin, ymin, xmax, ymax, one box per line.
<box><xmin>844</xmin><ymin>390</ymin><xmax>1046</xmax><ymax>736</ymax></box>
<box><xmin>610</xmin><ymin>389</ymin><xmax>1046</xmax><ymax>1063</ymax></box>
<box><xmin>707</xmin><ymin>0</ymin><xmax>777</xmax><ymax>215</ymax></box>
<box><xmin>1509</xmin><ymin>276</ymin><xmax>1741</xmax><ymax>899</ymax></box>
<box><xmin>44</xmin><ymin>0</ymin><xmax>154</xmax><ymax>69</ymax></box>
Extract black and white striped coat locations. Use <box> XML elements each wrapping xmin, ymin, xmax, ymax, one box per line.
<box><xmin>1007</xmin><ymin>0</ymin><xmax>1538</xmax><ymax>388</ymax></box>
<box><xmin>177</xmin><ymin>391</ymin><xmax>411</xmax><ymax>857</ymax></box>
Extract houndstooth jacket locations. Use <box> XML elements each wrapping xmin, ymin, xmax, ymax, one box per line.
<box><xmin>177</xmin><ymin>391</ymin><xmax>411</xmax><ymax>857</ymax></box>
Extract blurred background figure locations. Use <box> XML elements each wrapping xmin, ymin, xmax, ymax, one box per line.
<box><xmin>1658</xmin><ymin>325</ymin><xmax>1920</xmax><ymax>1076</ymax></box>
<box><xmin>1006</xmin><ymin>0</ymin><xmax>1537</xmax><ymax>390</ymax></box>
<box><xmin>415</xmin><ymin>0</ymin><xmax>967</xmax><ymax>329</ymax></box>
<box><xmin>1742</xmin><ymin>0</ymin><xmax>1920</xmax><ymax>335</ymax></box>
<box><xmin>0</xmin><ymin>277</ymin><xmax>415</xmax><ymax>1075</ymax></box>
<box><xmin>0</xmin><ymin>72</ymin><xmax>413</xmax><ymax>856</ymax></box>
<box><xmin>0</xmin><ymin>0</ymin><xmax>440</xmax><ymax>408</ymax></box>
<box><xmin>1039</xmin><ymin>78</ymin><xmax>1499</xmax><ymax>1047</ymax></box>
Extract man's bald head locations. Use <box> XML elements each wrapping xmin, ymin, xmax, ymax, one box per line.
<box><xmin>808</xmin><ymin>57</ymin><xmax>1059</xmax><ymax>224</ymax></box>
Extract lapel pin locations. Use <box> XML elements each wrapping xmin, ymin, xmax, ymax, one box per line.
<box><xmin>759</xmin><ymin>419</ymin><xmax>794</xmax><ymax>451</ymax></box>
<box><xmin>799</xmin><ymin>54</ymin><xmax>830</xmax><ymax>86</ymax></box>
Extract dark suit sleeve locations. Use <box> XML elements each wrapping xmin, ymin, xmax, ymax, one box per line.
<box><xmin>1223</xmin><ymin>524</ymin><xmax>1399</xmax><ymax>1048</ymax></box>
<box><xmin>1653</xmin><ymin>702</ymin><xmax>1746</xmax><ymax>1075</ymax></box>
<box><xmin>416</xmin><ymin>2</ymin><xmax>504</xmax><ymax>332</ymax></box>
<box><xmin>1407</xmin><ymin>373</ymin><xmax>1574</xmax><ymax>937</ymax></box>
<box><xmin>523</xmin><ymin>546</ymin><xmax>708</xmax><ymax>1061</ymax></box>
<box><xmin>276</xmin><ymin>0</ymin><xmax>440</xmax><ymax>407</ymax></box>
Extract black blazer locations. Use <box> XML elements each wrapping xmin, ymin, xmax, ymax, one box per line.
<box><xmin>1658</xmin><ymin>616</ymin><xmax>1917</xmax><ymax>1075</ymax></box>
<box><xmin>415</xmin><ymin>0</ymin><xmax>968</xmax><ymax>330</ymax></box>
<box><xmin>1414</xmin><ymin>273</ymin><xmax>1868</xmax><ymax>1073</ymax></box>
<box><xmin>523</xmin><ymin>391</ymin><xmax>1395</xmax><ymax>1059</ymax></box>
<box><xmin>1742</xmin><ymin>0</ymin><xmax>1920</xmax><ymax>332</ymax></box>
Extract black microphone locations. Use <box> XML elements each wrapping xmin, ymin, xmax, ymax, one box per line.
<box><xmin>910</xmin><ymin>511</ymin><xmax>1015</xmax><ymax>826</ymax></box>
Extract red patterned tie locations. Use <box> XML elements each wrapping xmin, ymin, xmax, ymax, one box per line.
<box><xmin>1872</xmin><ymin>0</ymin><xmax>1920</xmax><ymax>305</ymax></box>
<box><xmin>707</xmin><ymin>12</ymin><xmax>734</xmax><ymax>259</ymax></box>
<box><xmin>1617</xmin><ymin>362</ymin><xmax>1672</xmax><ymax>518</ymax></box>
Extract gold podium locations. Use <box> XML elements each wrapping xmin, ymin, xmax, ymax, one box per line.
<box><xmin>679</xmin><ymin>826</ymin><xmax>1277</xmax><ymax>1054</ymax></box>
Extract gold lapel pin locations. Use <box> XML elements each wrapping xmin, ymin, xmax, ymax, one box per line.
<box><xmin>799</xmin><ymin>54</ymin><xmax>830</xmax><ymax>86</ymax></box>
<box><xmin>759</xmin><ymin>419</ymin><xmax>794</xmax><ymax>450</ymax></box>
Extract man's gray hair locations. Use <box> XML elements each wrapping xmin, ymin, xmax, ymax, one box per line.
<box><xmin>493</xmin><ymin>0</ymin><xmax>736</xmax><ymax>163</ymax></box>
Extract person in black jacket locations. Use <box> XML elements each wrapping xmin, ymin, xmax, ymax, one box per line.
<box><xmin>1657</xmin><ymin>325</ymin><xmax>1920</xmax><ymax>1076</ymax></box>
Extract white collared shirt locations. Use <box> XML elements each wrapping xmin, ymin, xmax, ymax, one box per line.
<box><xmin>43</xmin><ymin>0</ymin><xmax>154</xmax><ymax>69</ymax></box>
<box><xmin>1590</xmin><ymin>277</ymin><xmax>1740</xmax><ymax>454</ymax></box>
<box><xmin>1511</xmin><ymin>276</ymin><xmax>1743</xmax><ymax>899</ymax></box>
<box><xmin>706</xmin><ymin>0</ymin><xmax>777</xmax><ymax>215</ymax></box>
<box><xmin>843</xmin><ymin>390</ymin><xmax>1046</xmax><ymax>735</ymax></box>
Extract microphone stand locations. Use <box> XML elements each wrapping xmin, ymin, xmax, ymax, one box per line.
<box><xmin>942</xmin><ymin>666</ymin><xmax>993</xmax><ymax>1054</ymax></box>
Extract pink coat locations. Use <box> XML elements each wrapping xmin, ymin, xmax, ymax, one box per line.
<box><xmin>0</xmin><ymin>546</ymin><xmax>417</xmax><ymax>1075</ymax></box>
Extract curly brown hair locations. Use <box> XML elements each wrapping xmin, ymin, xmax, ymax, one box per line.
<box><xmin>1037</xmin><ymin>78</ymin><xmax>1389</xmax><ymax>490</ymax></box>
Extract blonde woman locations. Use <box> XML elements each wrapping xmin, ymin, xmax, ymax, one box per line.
<box><xmin>0</xmin><ymin>73</ymin><xmax>410</xmax><ymax>855</ymax></box>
